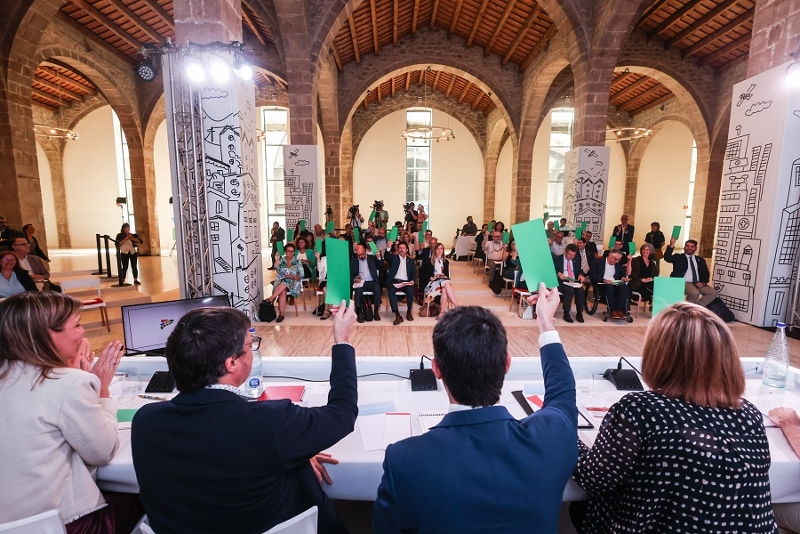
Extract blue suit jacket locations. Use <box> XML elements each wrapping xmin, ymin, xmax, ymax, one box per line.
<box><xmin>132</xmin><ymin>345</ymin><xmax>358</xmax><ymax>534</ymax></box>
<box><xmin>387</xmin><ymin>254</ymin><xmax>416</xmax><ymax>283</ymax></box>
<box><xmin>373</xmin><ymin>343</ymin><xmax>578</xmax><ymax>533</ymax></box>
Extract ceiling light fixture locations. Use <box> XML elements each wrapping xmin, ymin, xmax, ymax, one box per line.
<box><xmin>605</xmin><ymin>127</ymin><xmax>651</xmax><ymax>142</ymax></box>
<box><xmin>33</xmin><ymin>81</ymin><xmax>79</xmax><ymax>141</ymax></box>
<box><xmin>401</xmin><ymin>66</ymin><xmax>455</xmax><ymax>144</ymax></box>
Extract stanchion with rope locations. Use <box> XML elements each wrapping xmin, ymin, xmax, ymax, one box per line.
<box><xmin>91</xmin><ymin>234</ymin><xmax>105</xmax><ymax>275</ymax></box>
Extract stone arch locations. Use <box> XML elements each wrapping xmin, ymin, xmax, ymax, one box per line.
<box><xmin>484</xmin><ymin>110</ymin><xmax>509</xmax><ymax>223</ymax></box>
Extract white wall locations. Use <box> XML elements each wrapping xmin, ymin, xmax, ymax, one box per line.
<box><xmin>63</xmin><ymin>106</ymin><xmax>123</xmax><ymax>248</ymax></box>
<box><xmin>633</xmin><ymin>121</ymin><xmax>693</xmax><ymax>246</ymax></box>
<box><xmin>530</xmin><ymin>113</ymin><xmax>551</xmax><ymax>220</ymax></box>
<box><xmin>35</xmin><ymin>143</ymin><xmax>58</xmax><ymax>247</ymax></box>
<box><xmin>153</xmin><ymin>121</ymin><xmax>174</xmax><ymax>253</ymax></box>
<box><xmin>603</xmin><ymin>141</ymin><xmax>628</xmax><ymax>245</ymax></box>
<box><xmin>353</xmin><ymin>109</ymin><xmax>484</xmax><ymax>238</ymax></box>
<box><xmin>495</xmin><ymin>141</ymin><xmax>512</xmax><ymax>225</ymax></box>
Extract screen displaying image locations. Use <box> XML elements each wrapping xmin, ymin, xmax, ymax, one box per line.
<box><xmin>122</xmin><ymin>295</ymin><xmax>230</xmax><ymax>354</ymax></box>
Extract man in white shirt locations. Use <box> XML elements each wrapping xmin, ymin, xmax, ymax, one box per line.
<box><xmin>350</xmin><ymin>244</ymin><xmax>382</xmax><ymax>322</ymax></box>
<box><xmin>387</xmin><ymin>242</ymin><xmax>416</xmax><ymax>325</ymax></box>
<box><xmin>11</xmin><ymin>237</ymin><xmax>50</xmax><ymax>283</ymax></box>
<box><xmin>550</xmin><ymin>232</ymin><xmax>566</xmax><ymax>256</ymax></box>
<box><xmin>483</xmin><ymin>231</ymin><xmax>506</xmax><ymax>284</ymax></box>
<box><xmin>663</xmin><ymin>237</ymin><xmax>717</xmax><ymax>307</ymax></box>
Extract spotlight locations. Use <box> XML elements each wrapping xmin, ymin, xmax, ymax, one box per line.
<box><xmin>234</xmin><ymin>60</ymin><xmax>253</xmax><ymax>81</ymax></box>
<box><xmin>135</xmin><ymin>58</ymin><xmax>158</xmax><ymax>82</ymax></box>
<box><xmin>184</xmin><ymin>57</ymin><xmax>205</xmax><ymax>84</ymax></box>
<box><xmin>208</xmin><ymin>56</ymin><xmax>230</xmax><ymax>82</ymax></box>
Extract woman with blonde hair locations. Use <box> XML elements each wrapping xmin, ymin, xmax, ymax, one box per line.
<box><xmin>629</xmin><ymin>242</ymin><xmax>659</xmax><ymax>302</ymax></box>
<box><xmin>572</xmin><ymin>302</ymin><xmax>775</xmax><ymax>533</ymax></box>
<box><xmin>420</xmin><ymin>242</ymin><xmax>458</xmax><ymax>313</ymax></box>
<box><xmin>0</xmin><ymin>291</ymin><xmax>143</xmax><ymax>532</ymax></box>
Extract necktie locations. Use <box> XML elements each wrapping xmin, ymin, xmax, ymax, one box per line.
<box><xmin>580</xmin><ymin>250</ymin><xmax>589</xmax><ymax>273</ymax></box>
<box><xmin>567</xmin><ymin>259</ymin><xmax>574</xmax><ymax>279</ymax></box>
<box><xmin>689</xmin><ymin>255</ymin><xmax>698</xmax><ymax>283</ymax></box>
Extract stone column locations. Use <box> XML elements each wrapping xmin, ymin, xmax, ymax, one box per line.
<box><xmin>40</xmin><ymin>142</ymin><xmax>71</xmax><ymax>248</ymax></box>
<box><xmin>564</xmin><ymin>146</ymin><xmax>611</xmax><ymax>248</ymax></box>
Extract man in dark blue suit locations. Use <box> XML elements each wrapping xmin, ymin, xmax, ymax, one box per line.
<box><xmin>132</xmin><ymin>304</ymin><xmax>359</xmax><ymax>534</ymax></box>
<box><xmin>590</xmin><ymin>249</ymin><xmax>630</xmax><ymax>319</ymax></box>
<box><xmin>554</xmin><ymin>243</ymin><xmax>586</xmax><ymax>323</ymax></box>
<box><xmin>386</xmin><ymin>241</ymin><xmax>416</xmax><ymax>325</ymax></box>
<box><xmin>664</xmin><ymin>237</ymin><xmax>717</xmax><ymax>307</ymax></box>
<box><xmin>351</xmin><ymin>244</ymin><xmax>382</xmax><ymax>322</ymax></box>
<box><xmin>373</xmin><ymin>284</ymin><xmax>578</xmax><ymax>533</ymax></box>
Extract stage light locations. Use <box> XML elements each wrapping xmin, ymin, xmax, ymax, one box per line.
<box><xmin>208</xmin><ymin>56</ymin><xmax>230</xmax><ymax>82</ymax></box>
<box><xmin>184</xmin><ymin>58</ymin><xmax>205</xmax><ymax>84</ymax></box>
<box><xmin>234</xmin><ymin>60</ymin><xmax>253</xmax><ymax>81</ymax></box>
<box><xmin>135</xmin><ymin>58</ymin><xmax>158</xmax><ymax>82</ymax></box>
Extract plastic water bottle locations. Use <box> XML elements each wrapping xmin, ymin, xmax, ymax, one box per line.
<box><xmin>763</xmin><ymin>322</ymin><xmax>789</xmax><ymax>388</ymax></box>
<box><xmin>242</xmin><ymin>327</ymin><xmax>263</xmax><ymax>398</ymax></box>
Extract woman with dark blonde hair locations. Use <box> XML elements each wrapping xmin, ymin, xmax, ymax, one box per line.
<box><xmin>0</xmin><ymin>291</ymin><xmax>143</xmax><ymax>532</ymax></box>
<box><xmin>420</xmin><ymin>242</ymin><xmax>458</xmax><ymax>313</ymax></box>
<box><xmin>572</xmin><ymin>302</ymin><xmax>775</xmax><ymax>533</ymax></box>
<box><xmin>0</xmin><ymin>249</ymin><xmax>37</xmax><ymax>298</ymax></box>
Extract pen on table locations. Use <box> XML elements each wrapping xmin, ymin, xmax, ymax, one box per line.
<box><xmin>138</xmin><ymin>394</ymin><xmax>168</xmax><ymax>401</ymax></box>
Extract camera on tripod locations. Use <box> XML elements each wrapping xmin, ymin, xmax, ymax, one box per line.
<box><xmin>348</xmin><ymin>205</ymin><xmax>360</xmax><ymax>217</ymax></box>
<box><xmin>372</xmin><ymin>200</ymin><xmax>384</xmax><ymax>211</ymax></box>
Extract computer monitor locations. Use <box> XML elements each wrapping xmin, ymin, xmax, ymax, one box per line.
<box><xmin>121</xmin><ymin>295</ymin><xmax>231</xmax><ymax>355</ymax></box>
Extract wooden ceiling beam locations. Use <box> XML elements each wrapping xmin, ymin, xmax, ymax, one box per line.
<box><xmin>33</xmin><ymin>77</ymin><xmax>84</xmax><ymax>101</ymax></box>
<box><xmin>432</xmin><ymin>70</ymin><xmax>441</xmax><ymax>92</ymax></box>
<box><xmin>105</xmin><ymin>0</ymin><xmax>164</xmax><ymax>43</ymax></box>
<box><xmin>69</xmin><ymin>0</ymin><xmax>143</xmax><ymax>51</ymax></box>
<box><xmin>698</xmin><ymin>33</ymin><xmax>751</xmax><ymax>66</ymax></box>
<box><xmin>411</xmin><ymin>0</ymin><xmax>420</xmax><ymax>34</ymax></box>
<box><xmin>458</xmin><ymin>82</ymin><xmax>472</xmax><ymax>103</ymax></box>
<box><xmin>467</xmin><ymin>0</ymin><xmax>491</xmax><ymax>47</ymax></box>
<box><xmin>485</xmin><ymin>0</ymin><xmax>517</xmax><ymax>55</ymax></box>
<box><xmin>32</xmin><ymin>87</ymin><xmax>67</xmax><ymax>107</ymax></box>
<box><xmin>393</xmin><ymin>0</ymin><xmax>399</xmax><ymax>46</ymax></box>
<box><xmin>520</xmin><ymin>23</ymin><xmax>557</xmax><ymax>70</ymax></box>
<box><xmin>503</xmin><ymin>5</ymin><xmax>541</xmax><ymax>65</ymax></box>
<box><xmin>347</xmin><ymin>16</ymin><xmax>361</xmax><ymax>63</ymax></box>
<box><xmin>449</xmin><ymin>0</ymin><xmax>464</xmax><ymax>34</ymax></box>
<box><xmin>621</xmin><ymin>84</ymin><xmax>669</xmax><ymax>110</ymax></box>
<box><xmin>648</xmin><ymin>0</ymin><xmax>702</xmax><ymax>40</ymax></box>
<box><xmin>139</xmin><ymin>0</ymin><xmax>173</xmax><ymax>31</ymax></box>
<box><xmin>405</xmin><ymin>71</ymin><xmax>412</xmax><ymax>91</ymax></box>
<box><xmin>666</xmin><ymin>0</ymin><xmax>740</xmax><ymax>48</ymax></box>
<box><xmin>419</xmin><ymin>69</ymin><xmax>425</xmax><ymax>86</ymax></box>
<box><xmin>631</xmin><ymin>93</ymin><xmax>675</xmax><ymax>116</ymax></box>
<box><xmin>331</xmin><ymin>46</ymin><xmax>343</xmax><ymax>71</ymax></box>
<box><xmin>55</xmin><ymin>12</ymin><xmax>134</xmax><ymax>65</ymax></box>
<box><xmin>241</xmin><ymin>5</ymin><xmax>267</xmax><ymax>48</ymax></box>
<box><xmin>610</xmin><ymin>75</ymin><xmax>650</xmax><ymax>102</ymax></box>
<box><xmin>445</xmin><ymin>74</ymin><xmax>457</xmax><ymax>97</ymax></box>
<box><xmin>430</xmin><ymin>0</ymin><xmax>440</xmax><ymax>29</ymax></box>
<box><xmin>471</xmin><ymin>93</ymin><xmax>482</xmax><ymax>110</ymax></box>
<box><xmin>38</xmin><ymin>65</ymin><xmax>96</xmax><ymax>94</ymax></box>
<box><xmin>391</xmin><ymin>76</ymin><xmax>396</xmax><ymax>97</ymax></box>
<box><xmin>635</xmin><ymin>0</ymin><xmax>670</xmax><ymax>29</ymax></box>
<box><xmin>683</xmin><ymin>8</ymin><xmax>754</xmax><ymax>58</ymax></box>
<box><xmin>376</xmin><ymin>84</ymin><xmax>382</xmax><ymax>104</ymax></box>
<box><xmin>369</xmin><ymin>0</ymin><xmax>380</xmax><ymax>55</ymax></box>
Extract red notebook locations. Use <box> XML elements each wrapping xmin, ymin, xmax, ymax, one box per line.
<box><xmin>258</xmin><ymin>385</ymin><xmax>306</xmax><ymax>402</ymax></box>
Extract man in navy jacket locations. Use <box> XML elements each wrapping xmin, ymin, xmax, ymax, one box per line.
<box><xmin>373</xmin><ymin>283</ymin><xmax>578</xmax><ymax>533</ymax></box>
<box><xmin>663</xmin><ymin>237</ymin><xmax>717</xmax><ymax>307</ymax></box>
<box><xmin>351</xmin><ymin>244</ymin><xmax>382</xmax><ymax>322</ymax></box>
<box><xmin>132</xmin><ymin>304</ymin><xmax>358</xmax><ymax>534</ymax></box>
<box><xmin>590</xmin><ymin>249</ymin><xmax>630</xmax><ymax>319</ymax></box>
<box><xmin>386</xmin><ymin>241</ymin><xmax>416</xmax><ymax>325</ymax></box>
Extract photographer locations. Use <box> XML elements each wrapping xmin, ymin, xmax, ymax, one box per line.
<box><xmin>348</xmin><ymin>205</ymin><xmax>364</xmax><ymax>229</ymax></box>
<box><xmin>372</xmin><ymin>200</ymin><xmax>389</xmax><ymax>231</ymax></box>
<box><xmin>404</xmin><ymin>202</ymin><xmax>418</xmax><ymax>224</ymax></box>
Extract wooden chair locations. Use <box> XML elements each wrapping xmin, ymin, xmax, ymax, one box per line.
<box><xmin>60</xmin><ymin>277</ymin><xmax>110</xmax><ymax>332</ymax></box>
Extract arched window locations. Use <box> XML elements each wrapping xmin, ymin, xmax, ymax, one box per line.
<box><xmin>261</xmin><ymin>107</ymin><xmax>289</xmax><ymax>232</ymax></box>
<box><xmin>406</xmin><ymin>109</ymin><xmax>431</xmax><ymax>206</ymax></box>
<box><xmin>545</xmin><ymin>108</ymin><xmax>574</xmax><ymax>218</ymax></box>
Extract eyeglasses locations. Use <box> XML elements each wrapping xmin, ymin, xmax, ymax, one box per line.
<box><xmin>12</xmin><ymin>242</ymin><xmax>29</xmax><ymax>247</ymax></box>
<box><xmin>1</xmin><ymin>258</ymin><xmax>16</xmax><ymax>263</ymax></box>
<box><xmin>251</xmin><ymin>335</ymin><xmax>261</xmax><ymax>351</ymax></box>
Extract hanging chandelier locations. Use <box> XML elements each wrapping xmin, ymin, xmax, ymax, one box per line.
<box><xmin>606</xmin><ymin>127</ymin><xmax>651</xmax><ymax>142</ymax></box>
<box><xmin>33</xmin><ymin>84</ymin><xmax>79</xmax><ymax>141</ymax></box>
<box><xmin>401</xmin><ymin>67</ymin><xmax>455</xmax><ymax>144</ymax></box>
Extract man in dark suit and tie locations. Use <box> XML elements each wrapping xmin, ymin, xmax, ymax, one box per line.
<box><xmin>582</xmin><ymin>230</ymin><xmax>600</xmax><ymax>259</ymax></box>
<box><xmin>387</xmin><ymin>241</ymin><xmax>416</xmax><ymax>325</ymax></box>
<box><xmin>351</xmin><ymin>244</ymin><xmax>382</xmax><ymax>322</ymax></box>
<box><xmin>554</xmin><ymin>244</ymin><xmax>586</xmax><ymax>323</ymax></box>
<box><xmin>576</xmin><ymin>238</ymin><xmax>595</xmax><ymax>278</ymax></box>
<box><xmin>611</xmin><ymin>214</ymin><xmax>635</xmax><ymax>248</ymax></box>
<box><xmin>663</xmin><ymin>237</ymin><xmax>717</xmax><ymax>307</ymax></box>
<box><xmin>590</xmin><ymin>249</ymin><xmax>630</xmax><ymax>319</ymax></box>
<box><xmin>373</xmin><ymin>284</ymin><xmax>577</xmax><ymax>533</ymax></box>
<box><xmin>132</xmin><ymin>305</ymin><xmax>358</xmax><ymax>534</ymax></box>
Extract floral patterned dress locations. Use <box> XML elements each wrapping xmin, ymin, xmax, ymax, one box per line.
<box><xmin>273</xmin><ymin>256</ymin><xmax>303</xmax><ymax>297</ymax></box>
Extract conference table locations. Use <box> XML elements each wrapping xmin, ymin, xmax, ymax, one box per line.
<box><xmin>103</xmin><ymin>356</ymin><xmax>800</xmax><ymax>503</ymax></box>
<box><xmin>454</xmin><ymin>235</ymin><xmax>475</xmax><ymax>258</ymax></box>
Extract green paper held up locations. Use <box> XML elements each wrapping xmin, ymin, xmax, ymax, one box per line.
<box><xmin>314</xmin><ymin>236</ymin><xmax>323</xmax><ymax>253</ymax></box>
<box><xmin>510</xmin><ymin>219</ymin><xmax>559</xmax><ymax>289</ymax></box>
<box><xmin>608</xmin><ymin>236</ymin><xmax>617</xmax><ymax>250</ymax></box>
<box><xmin>575</xmin><ymin>226</ymin><xmax>583</xmax><ymax>241</ymax></box>
<box><xmin>629</xmin><ymin>242</ymin><xmax>637</xmax><ymax>255</ymax></box>
<box><xmin>671</xmin><ymin>225</ymin><xmax>681</xmax><ymax>240</ymax></box>
<box><xmin>276</xmin><ymin>241</ymin><xmax>284</xmax><ymax>255</ymax></box>
<box><xmin>502</xmin><ymin>231</ymin><xmax>510</xmax><ymax>244</ymax></box>
<box><xmin>117</xmin><ymin>409</ymin><xmax>138</xmax><ymax>423</ymax></box>
<box><xmin>422</xmin><ymin>220</ymin><xmax>428</xmax><ymax>232</ymax></box>
<box><xmin>325</xmin><ymin>220</ymin><xmax>335</xmax><ymax>234</ymax></box>
<box><xmin>369</xmin><ymin>211</ymin><xmax>376</xmax><ymax>221</ymax></box>
<box><xmin>299</xmin><ymin>220</ymin><xmax>306</xmax><ymax>231</ymax></box>
<box><xmin>368</xmin><ymin>241</ymin><xmax>378</xmax><ymax>255</ymax></box>
<box><xmin>324</xmin><ymin>238</ymin><xmax>351</xmax><ymax>306</ymax></box>
<box><xmin>418</xmin><ymin>230</ymin><xmax>424</xmax><ymax>244</ymax></box>
<box><xmin>354</xmin><ymin>228</ymin><xmax>361</xmax><ymax>243</ymax></box>
<box><xmin>543</xmin><ymin>212</ymin><xmax>549</xmax><ymax>221</ymax></box>
<box><xmin>652</xmin><ymin>277</ymin><xmax>686</xmax><ymax>315</ymax></box>
<box><xmin>287</xmin><ymin>229</ymin><xmax>294</xmax><ymax>242</ymax></box>
<box><xmin>388</xmin><ymin>226</ymin><xmax>399</xmax><ymax>242</ymax></box>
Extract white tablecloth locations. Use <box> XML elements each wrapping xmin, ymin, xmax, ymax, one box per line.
<box><xmin>454</xmin><ymin>235</ymin><xmax>474</xmax><ymax>258</ymax></box>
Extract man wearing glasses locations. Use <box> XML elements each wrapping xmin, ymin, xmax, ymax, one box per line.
<box><xmin>483</xmin><ymin>231</ymin><xmax>506</xmax><ymax>285</ymax></box>
<box><xmin>11</xmin><ymin>237</ymin><xmax>51</xmax><ymax>287</ymax></box>
<box><xmin>132</xmin><ymin>303</ymin><xmax>359</xmax><ymax>534</ymax></box>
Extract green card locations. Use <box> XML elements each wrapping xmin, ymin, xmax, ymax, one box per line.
<box><xmin>609</xmin><ymin>236</ymin><xmax>617</xmax><ymax>249</ymax></box>
<box><xmin>299</xmin><ymin>220</ymin><xmax>306</xmax><ymax>232</ymax></box>
<box><xmin>369</xmin><ymin>211</ymin><xmax>376</xmax><ymax>222</ymax></box>
<box><xmin>354</xmin><ymin>228</ymin><xmax>361</xmax><ymax>242</ymax></box>
<box><xmin>502</xmin><ymin>231</ymin><xmax>510</xmax><ymax>244</ymax></box>
<box><xmin>325</xmin><ymin>220</ymin><xmax>335</xmax><ymax>234</ymax></box>
<box><xmin>671</xmin><ymin>225</ymin><xmax>681</xmax><ymax>240</ymax></box>
<box><xmin>543</xmin><ymin>212</ymin><xmax>549</xmax><ymax>221</ymax></box>
<box><xmin>388</xmin><ymin>226</ymin><xmax>398</xmax><ymax>242</ymax></box>
<box><xmin>628</xmin><ymin>242</ymin><xmax>636</xmax><ymax>255</ymax></box>
<box><xmin>117</xmin><ymin>408</ymin><xmax>138</xmax><ymax>423</ymax></box>
<box><xmin>324</xmin><ymin>238</ymin><xmax>351</xmax><ymax>306</ymax></box>
<box><xmin>575</xmin><ymin>226</ymin><xmax>583</xmax><ymax>241</ymax></box>
<box><xmin>368</xmin><ymin>241</ymin><xmax>378</xmax><ymax>255</ymax></box>
<box><xmin>418</xmin><ymin>230</ymin><xmax>424</xmax><ymax>243</ymax></box>
<box><xmin>580</xmin><ymin>221</ymin><xmax>588</xmax><ymax>232</ymax></box>
<box><xmin>652</xmin><ymin>277</ymin><xmax>686</xmax><ymax>315</ymax></box>
<box><xmin>510</xmin><ymin>219</ymin><xmax>559</xmax><ymax>289</ymax></box>
<box><xmin>276</xmin><ymin>241</ymin><xmax>284</xmax><ymax>254</ymax></box>
<box><xmin>314</xmin><ymin>236</ymin><xmax>323</xmax><ymax>253</ymax></box>
<box><xmin>287</xmin><ymin>229</ymin><xmax>294</xmax><ymax>242</ymax></box>
<box><xmin>422</xmin><ymin>220</ymin><xmax>428</xmax><ymax>232</ymax></box>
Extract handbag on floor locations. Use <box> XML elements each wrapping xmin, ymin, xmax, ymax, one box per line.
<box><xmin>363</xmin><ymin>300</ymin><xmax>374</xmax><ymax>322</ymax></box>
<box><xmin>259</xmin><ymin>300</ymin><xmax>277</xmax><ymax>323</ymax></box>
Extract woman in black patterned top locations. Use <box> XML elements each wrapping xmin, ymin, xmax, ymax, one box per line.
<box><xmin>573</xmin><ymin>302</ymin><xmax>776</xmax><ymax>533</ymax></box>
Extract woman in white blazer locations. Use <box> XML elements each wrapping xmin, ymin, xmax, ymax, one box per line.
<box><xmin>0</xmin><ymin>291</ymin><xmax>143</xmax><ymax>533</ymax></box>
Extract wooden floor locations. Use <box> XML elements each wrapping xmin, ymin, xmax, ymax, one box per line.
<box><xmin>48</xmin><ymin>249</ymin><xmax>800</xmax><ymax>364</ymax></box>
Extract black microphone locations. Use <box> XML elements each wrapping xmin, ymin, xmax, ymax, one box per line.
<box><xmin>410</xmin><ymin>354</ymin><xmax>437</xmax><ymax>392</ymax></box>
<box><xmin>603</xmin><ymin>357</ymin><xmax>644</xmax><ymax>391</ymax></box>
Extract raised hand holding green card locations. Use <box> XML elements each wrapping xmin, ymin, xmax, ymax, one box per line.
<box><xmin>369</xmin><ymin>211</ymin><xmax>376</xmax><ymax>222</ymax></box>
<box><xmin>422</xmin><ymin>220</ymin><xmax>428</xmax><ymax>232</ymax></box>
<box><xmin>652</xmin><ymin>277</ymin><xmax>686</xmax><ymax>315</ymax></box>
<box><xmin>324</xmin><ymin>238</ymin><xmax>351</xmax><ymax>305</ymax></box>
<box><xmin>287</xmin><ymin>229</ymin><xmax>294</xmax><ymax>242</ymax></box>
<box><xmin>608</xmin><ymin>236</ymin><xmax>617</xmax><ymax>249</ymax></box>
<box><xmin>510</xmin><ymin>219</ymin><xmax>558</xmax><ymax>289</ymax></box>
<box><xmin>388</xmin><ymin>226</ymin><xmax>398</xmax><ymax>242</ymax></box>
<box><xmin>325</xmin><ymin>220</ymin><xmax>335</xmax><ymax>234</ymax></box>
<box><xmin>368</xmin><ymin>241</ymin><xmax>378</xmax><ymax>255</ymax></box>
<box><xmin>671</xmin><ymin>225</ymin><xmax>681</xmax><ymax>240</ymax></box>
<box><xmin>299</xmin><ymin>220</ymin><xmax>306</xmax><ymax>232</ymax></box>
<box><xmin>276</xmin><ymin>241</ymin><xmax>284</xmax><ymax>255</ymax></box>
<box><xmin>628</xmin><ymin>242</ymin><xmax>636</xmax><ymax>255</ymax></box>
<box><xmin>354</xmin><ymin>228</ymin><xmax>361</xmax><ymax>242</ymax></box>
<box><xmin>502</xmin><ymin>231</ymin><xmax>509</xmax><ymax>244</ymax></box>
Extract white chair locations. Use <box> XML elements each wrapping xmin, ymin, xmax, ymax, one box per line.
<box><xmin>60</xmin><ymin>277</ymin><xmax>110</xmax><ymax>332</ymax></box>
<box><xmin>264</xmin><ymin>506</ymin><xmax>318</xmax><ymax>534</ymax></box>
<box><xmin>0</xmin><ymin>510</ymin><xmax>65</xmax><ymax>533</ymax></box>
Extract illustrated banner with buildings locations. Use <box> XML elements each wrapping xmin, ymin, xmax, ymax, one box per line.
<box><xmin>714</xmin><ymin>62</ymin><xmax>800</xmax><ymax>326</ymax></box>
<box><xmin>564</xmin><ymin>146</ymin><xmax>610</xmax><ymax>246</ymax></box>
<box><xmin>282</xmin><ymin>145</ymin><xmax>319</xmax><ymax>230</ymax></box>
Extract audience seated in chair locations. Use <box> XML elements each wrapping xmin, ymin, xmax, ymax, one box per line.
<box><xmin>589</xmin><ymin>250</ymin><xmax>629</xmax><ymax>319</ymax></box>
<box><xmin>550</xmin><ymin>232</ymin><xmax>566</xmax><ymax>256</ymax></box>
<box><xmin>351</xmin><ymin>244</ymin><xmax>382</xmax><ymax>323</ymax></box>
<box><xmin>575</xmin><ymin>238</ymin><xmax>595</xmax><ymax>282</ymax></box>
<box><xmin>554</xmin><ymin>243</ymin><xmax>586</xmax><ymax>323</ymax></box>
<box><xmin>386</xmin><ymin>241</ymin><xmax>416</xmax><ymax>325</ymax></box>
<box><xmin>629</xmin><ymin>243</ymin><xmax>659</xmax><ymax>303</ymax></box>
<box><xmin>482</xmin><ymin>230</ymin><xmax>506</xmax><ymax>285</ymax></box>
<box><xmin>663</xmin><ymin>237</ymin><xmax>717</xmax><ymax>307</ymax></box>
<box><xmin>420</xmin><ymin>243</ymin><xmax>458</xmax><ymax>313</ymax></box>
<box><xmin>265</xmin><ymin>243</ymin><xmax>303</xmax><ymax>323</ymax></box>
